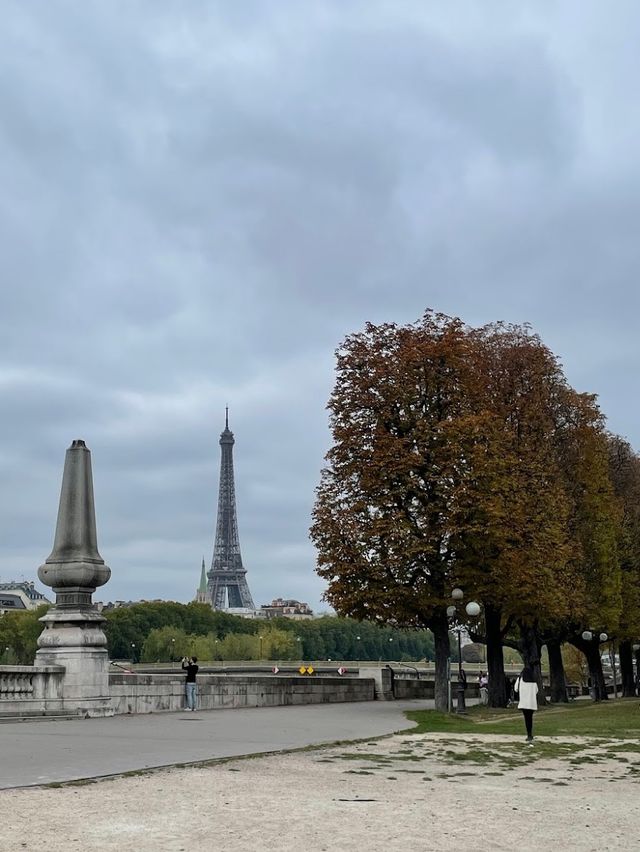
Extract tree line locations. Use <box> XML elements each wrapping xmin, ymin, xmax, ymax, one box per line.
<box><xmin>0</xmin><ymin>601</ymin><xmax>435</xmax><ymax>665</ymax></box>
<box><xmin>106</xmin><ymin>604</ymin><xmax>435</xmax><ymax>664</ymax></box>
<box><xmin>310</xmin><ymin>310</ymin><xmax>640</xmax><ymax>710</ymax></box>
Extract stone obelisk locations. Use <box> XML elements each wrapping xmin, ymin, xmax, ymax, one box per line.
<box><xmin>36</xmin><ymin>440</ymin><xmax>113</xmax><ymax>716</ymax></box>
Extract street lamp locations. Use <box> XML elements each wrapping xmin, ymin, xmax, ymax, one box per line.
<box><xmin>448</xmin><ymin>590</ymin><xmax>480</xmax><ymax>713</ymax></box>
<box><xmin>171</xmin><ymin>638</ymin><xmax>176</xmax><ymax>662</ymax></box>
<box><xmin>131</xmin><ymin>642</ymin><xmax>136</xmax><ymax>663</ymax></box>
<box><xmin>581</xmin><ymin>630</ymin><xmax>608</xmax><ymax>701</ymax></box>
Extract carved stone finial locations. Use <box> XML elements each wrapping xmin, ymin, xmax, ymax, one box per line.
<box><xmin>37</xmin><ymin>440</ymin><xmax>110</xmax><ymax>607</ymax></box>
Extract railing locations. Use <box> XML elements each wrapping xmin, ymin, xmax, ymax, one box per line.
<box><xmin>0</xmin><ymin>670</ymin><xmax>34</xmax><ymax>699</ymax></box>
<box><xmin>0</xmin><ymin>665</ymin><xmax>65</xmax><ymax>706</ymax></box>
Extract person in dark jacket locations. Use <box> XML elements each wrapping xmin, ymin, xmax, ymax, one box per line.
<box><xmin>182</xmin><ymin>656</ymin><xmax>199</xmax><ymax>711</ymax></box>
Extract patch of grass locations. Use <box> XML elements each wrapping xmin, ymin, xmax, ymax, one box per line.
<box><xmin>406</xmin><ymin>698</ymin><xmax>640</xmax><ymax>739</ymax></box>
<box><xmin>447</xmin><ymin>750</ymin><xmax>493</xmax><ymax>765</ymax></box>
<box><xmin>337</xmin><ymin>753</ymin><xmax>388</xmax><ymax>762</ymax></box>
<box><xmin>604</xmin><ymin>743</ymin><xmax>640</xmax><ymax>754</ymax></box>
<box><xmin>387</xmin><ymin>753</ymin><xmax>421</xmax><ymax>761</ymax></box>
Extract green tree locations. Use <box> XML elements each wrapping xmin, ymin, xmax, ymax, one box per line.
<box><xmin>217</xmin><ymin>632</ymin><xmax>259</xmax><ymax>661</ymax></box>
<box><xmin>141</xmin><ymin>626</ymin><xmax>190</xmax><ymax>662</ymax></box>
<box><xmin>260</xmin><ymin>627</ymin><xmax>297</xmax><ymax>660</ymax></box>
<box><xmin>104</xmin><ymin>601</ymin><xmax>258</xmax><ymax>658</ymax></box>
<box><xmin>0</xmin><ymin>605</ymin><xmax>50</xmax><ymax>664</ymax></box>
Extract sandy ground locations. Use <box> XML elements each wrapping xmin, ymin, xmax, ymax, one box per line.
<box><xmin>3</xmin><ymin>732</ymin><xmax>640</xmax><ymax>852</ymax></box>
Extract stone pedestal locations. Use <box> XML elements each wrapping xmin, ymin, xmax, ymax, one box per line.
<box><xmin>36</xmin><ymin>610</ymin><xmax>113</xmax><ymax>716</ymax></box>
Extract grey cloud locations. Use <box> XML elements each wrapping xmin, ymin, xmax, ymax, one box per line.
<box><xmin>1</xmin><ymin>2</ymin><xmax>639</xmax><ymax>613</ymax></box>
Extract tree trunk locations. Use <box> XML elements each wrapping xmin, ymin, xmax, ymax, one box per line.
<box><xmin>432</xmin><ymin>611</ymin><xmax>451</xmax><ymax>712</ymax></box>
<box><xmin>485</xmin><ymin>603</ymin><xmax>506</xmax><ymax>707</ymax></box>
<box><xmin>619</xmin><ymin>640</ymin><xmax>636</xmax><ymax>697</ymax></box>
<box><xmin>547</xmin><ymin>639</ymin><xmax>568</xmax><ymax>703</ymax></box>
<box><xmin>518</xmin><ymin>622</ymin><xmax>546</xmax><ymax>707</ymax></box>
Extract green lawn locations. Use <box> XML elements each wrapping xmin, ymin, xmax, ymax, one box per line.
<box><xmin>406</xmin><ymin>697</ymin><xmax>640</xmax><ymax>738</ymax></box>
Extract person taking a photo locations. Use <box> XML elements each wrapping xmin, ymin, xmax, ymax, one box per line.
<box><xmin>182</xmin><ymin>656</ymin><xmax>199</xmax><ymax>711</ymax></box>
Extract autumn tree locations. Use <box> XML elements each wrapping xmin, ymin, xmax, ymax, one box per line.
<box><xmin>311</xmin><ymin>310</ymin><xmax>633</xmax><ymax>710</ymax></box>
<box><xmin>607</xmin><ymin>435</ymin><xmax>640</xmax><ymax>696</ymax></box>
<box><xmin>454</xmin><ymin>326</ymin><xmax>621</xmax><ymax>706</ymax></box>
<box><xmin>311</xmin><ymin>312</ymin><xmax>515</xmax><ymax>711</ymax></box>
<box><xmin>456</xmin><ymin>323</ymin><xmax>576</xmax><ymax>706</ymax></box>
<box><xmin>550</xmin><ymin>397</ymin><xmax>622</xmax><ymax>702</ymax></box>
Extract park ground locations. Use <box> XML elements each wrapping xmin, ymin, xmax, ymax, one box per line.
<box><xmin>3</xmin><ymin>699</ymin><xmax>640</xmax><ymax>851</ymax></box>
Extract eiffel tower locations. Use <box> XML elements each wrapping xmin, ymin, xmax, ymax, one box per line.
<box><xmin>207</xmin><ymin>410</ymin><xmax>255</xmax><ymax>610</ymax></box>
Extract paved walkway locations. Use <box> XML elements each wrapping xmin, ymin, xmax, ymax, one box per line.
<box><xmin>0</xmin><ymin>700</ymin><xmax>427</xmax><ymax>789</ymax></box>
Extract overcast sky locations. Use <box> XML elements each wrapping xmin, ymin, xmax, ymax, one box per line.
<box><xmin>1</xmin><ymin>2</ymin><xmax>638</xmax><ymax>614</ymax></box>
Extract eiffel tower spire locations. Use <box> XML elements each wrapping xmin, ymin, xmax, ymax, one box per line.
<box><xmin>207</xmin><ymin>412</ymin><xmax>255</xmax><ymax>610</ymax></box>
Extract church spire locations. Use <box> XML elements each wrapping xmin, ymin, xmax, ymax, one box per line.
<box><xmin>195</xmin><ymin>557</ymin><xmax>209</xmax><ymax>603</ymax></box>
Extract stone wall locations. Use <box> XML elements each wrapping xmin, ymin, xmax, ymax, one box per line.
<box><xmin>391</xmin><ymin>677</ymin><xmax>480</xmax><ymax>700</ymax></box>
<box><xmin>109</xmin><ymin>672</ymin><xmax>376</xmax><ymax>714</ymax></box>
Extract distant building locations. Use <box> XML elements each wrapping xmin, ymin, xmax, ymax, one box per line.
<box><xmin>95</xmin><ymin>599</ymin><xmax>166</xmax><ymax>612</ymax></box>
<box><xmin>226</xmin><ymin>607</ymin><xmax>266</xmax><ymax>619</ymax></box>
<box><xmin>0</xmin><ymin>581</ymin><xmax>51</xmax><ymax>616</ymax></box>
<box><xmin>260</xmin><ymin>598</ymin><xmax>314</xmax><ymax>620</ymax></box>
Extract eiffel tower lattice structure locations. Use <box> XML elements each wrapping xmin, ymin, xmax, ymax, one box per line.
<box><xmin>207</xmin><ymin>410</ymin><xmax>255</xmax><ymax>610</ymax></box>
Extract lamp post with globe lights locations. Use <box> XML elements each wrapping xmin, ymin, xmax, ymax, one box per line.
<box><xmin>447</xmin><ymin>588</ymin><xmax>480</xmax><ymax>713</ymax></box>
<box><xmin>633</xmin><ymin>644</ymin><xmax>640</xmax><ymax>695</ymax></box>
<box><xmin>581</xmin><ymin>630</ymin><xmax>608</xmax><ymax>701</ymax></box>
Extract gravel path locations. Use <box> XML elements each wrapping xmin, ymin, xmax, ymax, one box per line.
<box><xmin>3</xmin><ymin>732</ymin><xmax>639</xmax><ymax>851</ymax></box>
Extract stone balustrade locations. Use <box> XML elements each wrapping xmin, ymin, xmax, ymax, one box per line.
<box><xmin>0</xmin><ymin>664</ymin><xmax>486</xmax><ymax>717</ymax></box>
<box><xmin>0</xmin><ymin>665</ymin><xmax>66</xmax><ymax>715</ymax></box>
